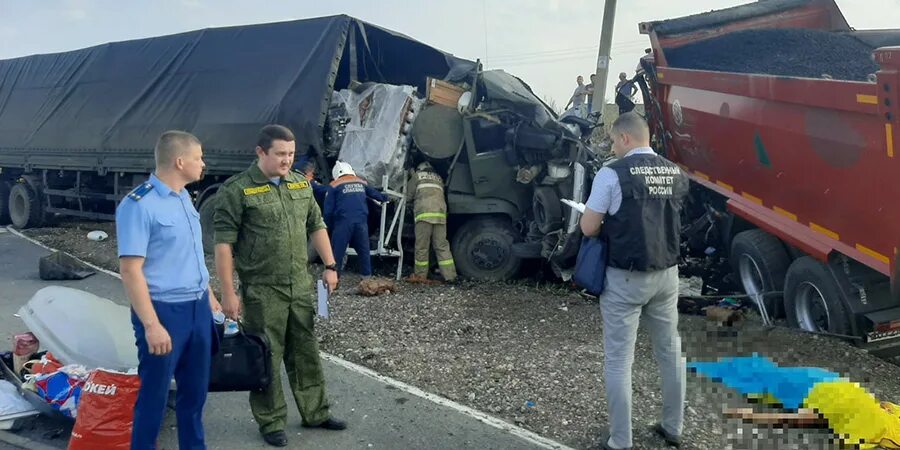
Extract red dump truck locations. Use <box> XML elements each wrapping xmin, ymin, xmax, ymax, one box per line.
<box><xmin>637</xmin><ymin>0</ymin><xmax>900</xmax><ymax>355</ymax></box>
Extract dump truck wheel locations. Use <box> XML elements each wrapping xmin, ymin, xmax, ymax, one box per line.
<box><xmin>533</xmin><ymin>187</ymin><xmax>563</xmax><ymax>233</ymax></box>
<box><xmin>198</xmin><ymin>193</ymin><xmax>218</xmax><ymax>255</ymax></box>
<box><xmin>451</xmin><ymin>216</ymin><xmax>521</xmax><ymax>281</ymax></box>
<box><xmin>731</xmin><ymin>229</ymin><xmax>790</xmax><ymax>318</ymax></box>
<box><xmin>784</xmin><ymin>257</ymin><xmax>851</xmax><ymax>336</ymax></box>
<box><xmin>0</xmin><ymin>181</ymin><xmax>10</xmax><ymax>225</ymax></box>
<box><xmin>9</xmin><ymin>183</ymin><xmax>44</xmax><ymax>229</ymax></box>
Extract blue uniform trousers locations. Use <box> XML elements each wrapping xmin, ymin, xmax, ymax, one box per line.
<box><xmin>131</xmin><ymin>294</ymin><xmax>213</xmax><ymax>450</ymax></box>
<box><xmin>331</xmin><ymin>221</ymin><xmax>372</xmax><ymax>276</ymax></box>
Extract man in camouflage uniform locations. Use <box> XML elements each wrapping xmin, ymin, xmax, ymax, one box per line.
<box><xmin>407</xmin><ymin>161</ymin><xmax>456</xmax><ymax>282</ymax></box>
<box><xmin>213</xmin><ymin>125</ymin><xmax>346</xmax><ymax>448</ymax></box>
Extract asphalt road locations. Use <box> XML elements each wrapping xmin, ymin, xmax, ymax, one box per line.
<box><xmin>0</xmin><ymin>229</ymin><xmax>570</xmax><ymax>450</ymax></box>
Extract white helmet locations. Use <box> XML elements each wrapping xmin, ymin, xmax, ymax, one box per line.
<box><xmin>332</xmin><ymin>161</ymin><xmax>355</xmax><ymax>179</ymax></box>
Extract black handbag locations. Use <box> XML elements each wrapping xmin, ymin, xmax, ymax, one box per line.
<box><xmin>209</xmin><ymin>322</ymin><xmax>272</xmax><ymax>392</ymax></box>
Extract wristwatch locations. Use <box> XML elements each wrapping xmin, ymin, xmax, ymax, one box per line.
<box><xmin>324</xmin><ymin>263</ymin><xmax>338</xmax><ymax>272</ymax></box>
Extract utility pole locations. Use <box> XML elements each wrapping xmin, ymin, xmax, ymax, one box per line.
<box><xmin>590</xmin><ymin>0</ymin><xmax>617</xmax><ymax>116</ymax></box>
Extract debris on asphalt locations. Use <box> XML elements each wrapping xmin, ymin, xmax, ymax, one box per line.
<box><xmin>85</xmin><ymin>231</ymin><xmax>108</xmax><ymax>242</ymax></box>
<box><xmin>357</xmin><ymin>278</ymin><xmax>397</xmax><ymax>297</ymax></box>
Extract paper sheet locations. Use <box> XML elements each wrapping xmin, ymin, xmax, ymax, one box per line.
<box><xmin>317</xmin><ymin>280</ymin><xmax>329</xmax><ymax>319</ymax></box>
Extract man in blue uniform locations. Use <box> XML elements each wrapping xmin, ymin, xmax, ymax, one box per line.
<box><xmin>323</xmin><ymin>161</ymin><xmax>387</xmax><ymax>276</ymax></box>
<box><xmin>117</xmin><ymin>130</ymin><xmax>222</xmax><ymax>450</ymax></box>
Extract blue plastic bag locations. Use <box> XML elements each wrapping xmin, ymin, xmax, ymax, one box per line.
<box><xmin>574</xmin><ymin>237</ymin><xmax>607</xmax><ymax>295</ymax></box>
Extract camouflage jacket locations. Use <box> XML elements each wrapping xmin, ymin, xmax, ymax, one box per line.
<box><xmin>214</xmin><ymin>162</ymin><xmax>326</xmax><ymax>286</ymax></box>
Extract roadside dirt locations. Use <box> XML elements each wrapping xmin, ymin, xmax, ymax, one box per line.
<box><xmin>17</xmin><ymin>221</ymin><xmax>900</xmax><ymax>449</ymax></box>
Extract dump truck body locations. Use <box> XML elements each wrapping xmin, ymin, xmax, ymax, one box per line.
<box><xmin>640</xmin><ymin>0</ymin><xmax>900</xmax><ymax>350</ymax></box>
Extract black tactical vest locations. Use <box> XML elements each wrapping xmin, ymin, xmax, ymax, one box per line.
<box><xmin>600</xmin><ymin>152</ymin><xmax>689</xmax><ymax>271</ymax></box>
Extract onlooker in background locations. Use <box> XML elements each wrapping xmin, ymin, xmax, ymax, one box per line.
<box><xmin>637</xmin><ymin>48</ymin><xmax>655</xmax><ymax>74</ymax></box>
<box><xmin>580</xmin><ymin>113</ymin><xmax>689</xmax><ymax>449</ymax></box>
<box><xmin>565</xmin><ymin>75</ymin><xmax>589</xmax><ymax>118</ymax></box>
<box><xmin>586</xmin><ymin>73</ymin><xmax>598</xmax><ymax>114</ymax></box>
<box><xmin>614</xmin><ymin>72</ymin><xmax>637</xmax><ymax>115</ymax></box>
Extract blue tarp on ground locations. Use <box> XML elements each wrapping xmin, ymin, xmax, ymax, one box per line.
<box><xmin>687</xmin><ymin>354</ymin><xmax>841</xmax><ymax>410</ymax></box>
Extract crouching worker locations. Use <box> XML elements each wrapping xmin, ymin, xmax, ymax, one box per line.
<box><xmin>324</xmin><ymin>161</ymin><xmax>387</xmax><ymax>276</ymax></box>
<box><xmin>116</xmin><ymin>130</ymin><xmax>222</xmax><ymax>450</ymax></box>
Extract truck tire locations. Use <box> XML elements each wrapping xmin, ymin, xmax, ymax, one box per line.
<box><xmin>0</xmin><ymin>181</ymin><xmax>10</xmax><ymax>225</ymax></box>
<box><xmin>730</xmin><ymin>229</ymin><xmax>790</xmax><ymax>318</ymax></box>
<box><xmin>9</xmin><ymin>183</ymin><xmax>44</xmax><ymax>229</ymax></box>
<box><xmin>784</xmin><ymin>256</ymin><xmax>852</xmax><ymax>336</ymax></box>
<box><xmin>451</xmin><ymin>216</ymin><xmax>522</xmax><ymax>281</ymax></box>
<box><xmin>533</xmin><ymin>187</ymin><xmax>563</xmax><ymax>233</ymax></box>
<box><xmin>198</xmin><ymin>193</ymin><xmax>218</xmax><ymax>255</ymax></box>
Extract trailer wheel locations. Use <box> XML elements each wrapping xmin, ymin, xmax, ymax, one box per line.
<box><xmin>9</xmin><ymin>183</ymin><xmax>44</xmax><ymax>229</ymax></box>
<box><xmin>730</xmin><ymin>229</ymin><xmax>790</xmax><ymax>318</ymax></box>
<box><xmin>451</xmin><ymin>216</ymin><xmax>522</xmax><ymax>281</ymax></box>
<box><xmin>0</xmin><ymin>181</ymin><xmax>10</xmax><ymax>225</ymax></box>
<box><xmin>784</xmin><ymin>257</ymin><xmax>851</xmax><ymax>335</ymax></box>
<box><xmin>198</xmin><ymin>193</ymin><xmax>218</xmax><ymax>255</ymax></box>
<box><xmin>533</xmin><ymin>187</ymin><xmax>563</xmax><ymax>233</ymax></box>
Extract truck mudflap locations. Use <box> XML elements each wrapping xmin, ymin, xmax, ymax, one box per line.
<box><xmin>863</xmin><ymin>307</ymin><xmax>900</xmax><ymax>351</ymax></box>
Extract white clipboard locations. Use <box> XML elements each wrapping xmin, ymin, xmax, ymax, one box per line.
<box><xmin>317</xmin><ymin>280</ymin><xmax>329</xmax><ymax>318</ymax></box>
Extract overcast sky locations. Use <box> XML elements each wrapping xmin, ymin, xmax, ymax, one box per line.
<box><xmin>2</xmin><ymin>0</ymin><xmax>899</xmax><ymax>109</ymax></box>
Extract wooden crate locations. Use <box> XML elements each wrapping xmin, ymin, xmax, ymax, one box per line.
<box><xmin>426</xmin><ymin>77</ymin><xmax>465</xmax><ymax>108</ymax></box>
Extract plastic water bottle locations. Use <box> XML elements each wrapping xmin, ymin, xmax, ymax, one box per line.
<box><xmin>212</xmin><ymin>311</ymin><xmax>225</xmax><ymax>325</ymax></box>
<box><xmin>224</xmin><ymin>319</ymin><xmax>239</xmax><ymax>336</ymax></box>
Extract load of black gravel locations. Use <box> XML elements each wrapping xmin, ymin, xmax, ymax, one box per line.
<box><xmin>665</xmin><ymin>28</ymin><xmax>879</xmax><ymax>81</ymax></box>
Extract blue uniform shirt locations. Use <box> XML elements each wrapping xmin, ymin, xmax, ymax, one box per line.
<box><xmin>116</xmin><ymin>174</ymin><xmax>210</xmax><ymax>303</ymax></box>
<box><xmin>323</xmin><ymin>176</ymin><xmax>387</xmax><ymax>227</ymax></box>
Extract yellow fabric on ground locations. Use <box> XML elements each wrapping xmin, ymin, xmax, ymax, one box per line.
<box><xmin>804</xmin><ymin>380</ymin><xmax>900</xmax><ymax>449</ymax></box>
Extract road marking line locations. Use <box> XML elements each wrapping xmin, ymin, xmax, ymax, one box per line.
<box><xmin>5</xmin><ymin>225</ymin><xmax>575</xmax><ymax>450</ymax></box>
<box><xmin>6</xmin><ymin>226</ymin><xmax>120</xmax><ymax>278</ymax></box>
<box><xmin>322</xmin><ymin>354</ymin><xmax>575</xmax><ymax>450</ymax></box>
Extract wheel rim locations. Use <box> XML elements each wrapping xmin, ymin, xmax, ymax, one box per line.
<box><xmin>471</xmin><ymin>236</ymin><xmax>508</xmax><ymax>271</ymax></box>
<box><xmin>738</xmin><ymin>253</ymin><xmax>766</xmax><ymax>306</ymax></box>
<box><xmin>12</xmin><ymin>190</ymin><xmax>26</xmax><ymax>219</ymax></box>
<box><xmin>795</xmin><ymin>281</ymin><xmax>831</xmax><ymax>332</ymax></box>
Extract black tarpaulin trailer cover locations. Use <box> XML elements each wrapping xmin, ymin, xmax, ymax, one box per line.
<box><xmin>0</xmin><ymin>15</ymin><xmax>470</xmax><ymax>173</ymax></box>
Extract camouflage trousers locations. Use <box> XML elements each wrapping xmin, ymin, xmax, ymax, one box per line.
<box><xmin>240</xmin><ymin>283</ymin><xmax>330</xmax><ymax>434</ymax></box>
<box><xmin>414</xmin><ymin>221</ymin><xmax>456</xmax><ymax>281</ymax></box>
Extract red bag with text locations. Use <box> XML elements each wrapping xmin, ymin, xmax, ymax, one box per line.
<box><xmin>68</xmin><ymin>369</ymin><xmax>141</xmax><ymax>450</ymax></box>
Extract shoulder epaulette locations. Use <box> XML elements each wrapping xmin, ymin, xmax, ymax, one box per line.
<box><xmin>127</xmin><ymin>182</ymin><xmax>154</xmax><ymax>201</ymax></box>
<box><xmin>222</xmin><ymin>174</ymin><xmax>242</xmax><ymax>186</ymax></box>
